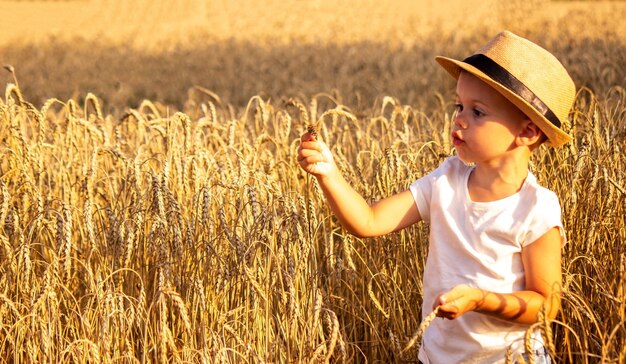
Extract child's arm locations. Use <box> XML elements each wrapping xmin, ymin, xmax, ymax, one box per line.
<box><xmin>297</xmin><ymin>132</ymin><xmax>421</xmax><ymax>237</ymax></box>
<box><xmin>434</xmin><ymin>227</ymin><xmax>562</xmax><ymax>324</ymax></box>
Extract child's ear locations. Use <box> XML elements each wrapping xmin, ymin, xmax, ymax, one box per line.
<box><xmin>516</xmin><ymin>120</ymin><xmax>543</xmax><ymax>147</ymax></box>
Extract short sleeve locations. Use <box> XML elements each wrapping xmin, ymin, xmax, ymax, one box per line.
<box><xmin>410</xmin><ymin>177</ymin><xmax>431</xmax><ymax>222</ymax></box>
<box><xmin>409</xmin><ymin>157</ymin><xmax>455</xmax><ymax>223</ymax></box>
<box><xmin>522</xmin><ymin>190</ymin><xmax>566</xmax><ymax>247</ymax></box>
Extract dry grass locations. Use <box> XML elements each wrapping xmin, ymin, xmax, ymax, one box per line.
<box><xmin>0</xmin><ymin>75</ymin><xmax>624</xmax><ymax>363</ymax></box>
<box><xmin>0</xmin><ymin>0</ymin><xmax>625</xmax><ymax>363</ymax></box>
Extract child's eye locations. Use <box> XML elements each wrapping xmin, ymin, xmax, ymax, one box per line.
<box><xmin>454</xmin><ymin>103</ymin><xmax>463</xmax><ymax>112</ymax></box>
<box><xmin>472</xmin><ymin>108</ymin><xmax>484</xmax><ymax>117</ymax></box>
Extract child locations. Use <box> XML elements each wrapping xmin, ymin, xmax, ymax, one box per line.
<box><xmin>297</xmin><ymin>31</ymin><xmax>575</xmax><ymax>363</ymax></box>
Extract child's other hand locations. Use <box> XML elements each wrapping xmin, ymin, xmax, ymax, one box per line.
<box><xmin>297</xmin><ymin>132</ymin><xmax>335</xmax><ymax>177</ymax></box>
<box><xmin>433</xmin><ymin>284</ymin><xmax>482</xmax><ymax>320</ymax></box>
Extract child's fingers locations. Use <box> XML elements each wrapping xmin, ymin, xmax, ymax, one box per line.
<box><xmin>297</xmin><ymin>149</ymin><xmax>325</xmax><ymax>164</ymax></box>
<box><xmin>432</xmin><ymin>292</ymin><xmax>449</xmax><ymax>309</ymax></box>
<box><xmin>298</xmin><ymin>140</ymin><xmax>326</xmax><ymax>158</ymax></box>
<box><xmin>434</xmin><ymin>295</ymin><xmax>454</xmax><ymax>317</ymax></box>
<box><xmin>434</xmin><ymin>297</ymin><xmax>463</xmax><ymax>320</ymax></box>
<box><xmin>432</xmin><ymin>285</ymin><xmax>477</xmax><ymax>320</ymax></box>
<box><xmin>299</xmin><ymin>141</ymin><xmax>323</xmax><ymax>153</ymax></box>
<box><xmin>299</xmin><ymin>138</ymin><xmax>331</xmax><ymax>156</ymax></box>
<box><xmin>440</xmin><ymin>284</ymin><xmax>473</xmax><ymax>304</ymax></box>
<box><xmin>297</xmin><ymin>130</ymin><xmax>334</xmax><ymax>176</ymax></box>
<box><xmin>300</xmin><ymin>131</ymin><xmax>318</xmax><ymax>142</ymax></box>
<box><xmin>297</xmin><ymin>139</ymin><xmax>334</xmax><ymax>176</ymax></box>
<box><xmin>436</xmin><ymin>308</ymin><xmax>455</xmax><ymax>320</ymax></box>
<box><xmin>439</xmin><ymin>290</ymin><xmax>461</xmax><ymax>305</ymax></box>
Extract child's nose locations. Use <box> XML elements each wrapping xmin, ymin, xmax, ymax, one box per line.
<box><xmin>453</xmin><ymin>111</ymin><xmax>468</xmax><ymax>129</ymax></box>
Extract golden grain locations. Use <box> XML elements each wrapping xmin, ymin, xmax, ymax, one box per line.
<box><xmin>400</xmin><ymin>306</ymin><xmax>439</xmax><ymax>357</ymax></box>
<box><xmin>0</xmin><ymin>7</ymin><xmax>624</xmax><ymax>361</ymax></box>
<box><xmin>368</xmin><ymin>274</ymin><xmax>390</xmax><ymax>319</ymax></box>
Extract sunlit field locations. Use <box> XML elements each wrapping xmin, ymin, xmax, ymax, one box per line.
<box><xmin>0</xmin><ymin>0</ymin><xmax>624</xmax><ymax>362</ymax></box>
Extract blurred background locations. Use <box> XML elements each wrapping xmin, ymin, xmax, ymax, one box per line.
<box><xmin>1</xmin><ymin>0</ymin><xmax>624</xmax><ymax>114</ymax></box>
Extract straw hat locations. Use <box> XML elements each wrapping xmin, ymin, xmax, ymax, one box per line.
<box><xmin>435</xmin><ymin>31</ymin><xmax>575</xmax><ymax>147</ymax></box>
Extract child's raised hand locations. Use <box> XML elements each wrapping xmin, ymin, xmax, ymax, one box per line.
<box><xmin>297</xmin><ymin>131</ymin><xmax>335</xmax><ymax>177</ymax></box>
<box><xmin>433</xmin><ymin>284</ymin><xmax>482</xmax><ymax>320</ymax></box>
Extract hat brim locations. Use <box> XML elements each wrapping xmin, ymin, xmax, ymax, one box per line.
<box><xmin>435</xmin><ymin>56</ymin><xmax>572</xmax><ymax>147</ymax></box>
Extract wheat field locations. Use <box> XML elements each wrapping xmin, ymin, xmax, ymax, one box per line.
<box><xmin>0</xmin><ymin>0</ymin><xmax>625</xmax><ymax>363</ymax></box>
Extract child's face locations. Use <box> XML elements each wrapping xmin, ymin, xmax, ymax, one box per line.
<box><xmin>451</xmin><ymin>72</ymin><xmax>529</xmax><ymax>164</ymax></box>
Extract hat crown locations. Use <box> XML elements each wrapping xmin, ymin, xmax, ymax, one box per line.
<box><xmin>476</xmin><ymin>31</ymin><xmax>576</xmax><ymax>126</ymax></box>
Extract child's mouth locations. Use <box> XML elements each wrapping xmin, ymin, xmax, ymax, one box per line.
<box><xmin>452</xmin><ymin>133</ymin><xmax>464</xmax><ymax>146</ymax></box>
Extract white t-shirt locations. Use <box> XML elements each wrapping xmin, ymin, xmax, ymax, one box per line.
<box><xmin>409</xmin><ymin>156</ymin><xmax>564</xmax><ymax>364</ymax></box>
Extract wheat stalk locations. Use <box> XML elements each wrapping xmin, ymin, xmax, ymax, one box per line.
<box><xmin>400</xmin><ymin>306</ymin><xmax>440</xmax><ymax>357</ymax></box>
<box><xmin>0</xmin><ymin>43</ymin><xmax>624</xmax><ymax>362</ymax></box>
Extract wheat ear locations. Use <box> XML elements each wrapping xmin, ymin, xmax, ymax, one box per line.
<box><xmin>401</xmin><ymin>306</ymin><xmax>440</xmax><ymax>356</ymax></box>
<box><xmin>367</xmin><ymin>275</ymin><xmax>390</xmax><ymax>319</ymax></box>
